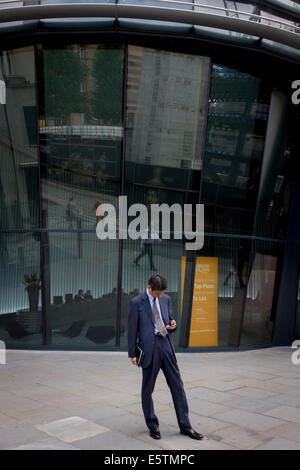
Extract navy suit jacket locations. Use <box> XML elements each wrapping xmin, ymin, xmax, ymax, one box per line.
<box><xmin>128</xmin><ymin>291</ymin><xmax>176</xmax><ymax>369</ymax></box>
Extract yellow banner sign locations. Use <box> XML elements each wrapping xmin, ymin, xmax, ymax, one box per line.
<box><xmin>188</xmin><ymin>257</ymin><xmax>218</xmax><ymax>347</ymax></box>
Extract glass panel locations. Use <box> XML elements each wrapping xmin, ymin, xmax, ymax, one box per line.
<box><xmin>40</xmin><ymin>44</ymin><xmax>123</xmax><ymax>230</ymax></box>
<box><xmin>254</xmin><ymin>90</ymin><xmax>292</xmax><ymax>240</ymax></box>
<box><xmin>120</xmin><ymin>45</ymin><xmax>211</xmax><ymax>348</ymax></box>
<box><xmin>47</xmin><ymin>233</ymin><xmax>119</xmax><ymax>346</ymax></box>
<box><xmin>40</xmin><ymin>44</ymin><xmax>124</xmax><ymax>346</ymax></box>
<box><xmin>0</xmin><ymin>232</ymin><xmax>42</xmax><ymax>345</ymax></box>
<box><xmin>125</xmin><ymin>46</ymin><xmax>209</xmax><ymax>191</ymax></box>
<box><xmin>195</xmin><ymin>63</ymin><xmax>271</xmax><ymax>347</ymax></box>
<box><xmin>188</xmin><ymin>235</ymin><xmax>251</xmax><ymax>347</ymax></box>
<box><xmin>0</xmin><ymin>46</ymin><xmax>41</xmax><ymax>345</ymax></box>
<box><xmin>240</xmin><ymin>240</ymin><xmax>282</xmax><ymax>346</ymax></box>
<box><xmin>240</xmin><ymin>89</ymin><xmax>294</xmax><ymax>346</ymax></box>
<box><xmin>202</xmin><ymin>64</ymin><xmax>271</xmax><ymax>237</ymax></box>
<box><xmin>0</xmin><ymin>47</ymin><xmax>39</xmax><ymax>230</ymax></box>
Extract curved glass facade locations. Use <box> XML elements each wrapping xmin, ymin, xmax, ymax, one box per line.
<box><xmin>0</xmin><ymin>2</ymin><xmax>299</xmax><ymax>349</ymax></box>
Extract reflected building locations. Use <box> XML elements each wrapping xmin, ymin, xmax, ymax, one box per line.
<box><xmin>0</xmin><ymin>0</ymin><xmax>299</xmax><ymax>350</ymax></box>
<box><xmin>127</xmin><ymin>47</ymin><xmax>208</xmax><ymax>172</ymax></box>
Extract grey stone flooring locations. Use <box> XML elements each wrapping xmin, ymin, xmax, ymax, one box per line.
<box><xmin>0</xmin><ymin>347</ymin><xmax>300</xmax><ymax>450</ymax></box>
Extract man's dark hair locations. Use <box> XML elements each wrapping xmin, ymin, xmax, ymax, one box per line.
<box><xmin>148</xmin><ymin>274</ymin><xmax>167</xmax><ymax>291</ymax></box>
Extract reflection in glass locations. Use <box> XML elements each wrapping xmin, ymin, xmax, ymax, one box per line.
<box><xmin>121</xmin><ymin>46</ymin><xmax>211</xmax><ymax>348</ymax></box>
<box><xmin>240</xmin><ymin>241</ymin><xmax>281</xmax><ymax>346</ymax></box>
<box><xmin>194</xmin><ymin>64</ymin><xmax>271</xmax><ymax>347</ymax></box>
<box><xmin>0</xmin><ymin>47</ymin><xmax>41</xmax><ymax>345</ymax></box>
<box><xmin>195</xmin><ymin>235</ymin><xmax>250</xmax><ymax>347</ymax></box>
<box><xmin>0</xmin><ymin>47</ymin><xmax>39</xmax><ymax>230</ymax></box>
<box><xmin>240</xmin><ymin>89</ymin><xmax>293</xmax><ymax>346</ymax></box>
<box><xmin>40</xmin><ymin>44</ymin><xmax>124</xmax><ymax>346</ymax></box>
<box><xmin>40</xmin><ymin>44</ymin><xmax>123</xmax><ymax>229</ymax></box>
<box><xmin>125</xmin><ymin>46</ymin><xmax>210</xmax><ymax>191</ymax></box>
<box><xmin>254</xmin><ymin>90</ymin><xmax>292</xmax><ymax>240</ymax></box>
<box><xmin>202</xmin><ymin>64</ymin><xmax>270</xmax><ymax>236</ymax></box>
<box><xmin>0</xmin><ymin>232</ymin><xmax>42</xmax><ymax>345</ymax></box>
<box><xmin>47</xmin><ymin>233</ymin><xmax>119</xmax><ymax>346</ymax></box>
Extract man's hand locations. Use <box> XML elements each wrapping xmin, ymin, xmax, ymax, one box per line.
<box><xmin>166</xmin><ymin>320</ymin><xmax>176</xmax><ymax>331</ymax></box>
<box><xmin>131</xmin><ymin>357</ymin><xmax>138</xmax><ymax>366</ymax></box>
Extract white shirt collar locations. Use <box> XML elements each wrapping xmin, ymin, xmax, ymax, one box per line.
<box><xmin>146</xmin><ymin>287</ymin><xmax>154</xmax><ymax>304</ymax></box>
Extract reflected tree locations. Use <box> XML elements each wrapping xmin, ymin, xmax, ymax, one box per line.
<box><xmin>44</xmin><ymin>48</ymin><xmax>85</xmax><ymax>123</ymax></box>
<box><xmin>93</xmin><ymin>45</ymin><xmax>124</xmax><ymax>125</ymax></box>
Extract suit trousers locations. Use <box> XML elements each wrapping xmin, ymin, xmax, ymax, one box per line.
<box><xmin>141</xmin><ymin>334</ymin><xmax>191</xmax><ymax>431</ymax></box>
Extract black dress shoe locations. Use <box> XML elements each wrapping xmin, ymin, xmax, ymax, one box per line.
<box><xmin>180</xmin><ymin>429</ymin><xmax>203</xmax><ymax>440</ymax></box>
<box><xmin>149</xmin><ymin>429</ymin><xmax>161</xmax><ymax>440</ymax></box>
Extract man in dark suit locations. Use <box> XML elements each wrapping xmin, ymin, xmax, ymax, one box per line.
<box><xmin>128</xmin><ymin>274</ymin><xmax>203</xmax><ymax>441</ymax></box>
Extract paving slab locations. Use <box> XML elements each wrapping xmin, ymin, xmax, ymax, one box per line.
<box><xmin>124</xmin><ymin>403</ymin><xmax>170</xmax><ymax>417</ymax></box>
<box><xmin>74</xmin><ymin>404</ymin><xmax>130</xmax><ymax>423</ymax></box>
<box><xmin>1</xmin><ymin>404</ymin><xmax>72</xmax><ymax>426</ymax></box>
<box><xmin>224</xmin><ymin>378</ymin><xmax>297</xmax><ymax>395</ymax></box>
<box><xmin>74</xmin><ymin>431</ymin><xmax>161</xmax><ymax>450</ymax></box>
<box><xmin>268</xmin><ymin>393</ymin><xmax>300</xmax><ymax>407</ymax></box>
<box><xmin>2</xmin><ymin>383</ymin><xmax>64</xmax><ymax>400</ymax></box>
<box><xmin>187</xmin><ymin>386</ymin><xmax>237</xmax><ymax>404</ymax></box>
<box><xmin>221</xmin><ymin>396</ymin><xmax>278</xmax><ymax>413</ymax></box>
<box><xmin>206</xmin><ymin>424</ymin><xmax>273</xmax><ymax>450</ymax></box>
<box><xmin>36</xmin><ymin>416</ymin><xmax>110</xmax><ymax>443</ymax></box>
<box><xmin>97</xmin><ymin>411</ymin><xmax>147</xmax><ymax>436</ymax></box>
<box><xmin>0</xmin><ymin>423</ymin><xmax>50</xmax><ymax>450</ymax></box>
<box><xmin>264</xmin><ymin>422</ymin><xmax>300</xmax><ymax>442</ymax></box>
<box><xmin>136</xmin><ymin>430</ymin><xmax>235</xmax><ymax>451</ymax></box>
<box><xmin>186</xmin><ymin>414</ymin><xmax>233</xmax><ymax>434</ymax></box>
<box><xmin>255</xmin><ymin>437</ymin><xmax>300</xmax><ymax>450</ymax></box>
<box><xmin>212</xmin><ymin>408</ymin><xmax>285</xmax><ymax>432</ymax></box>
<box><xmin>7</xmin><ymin>438</ymin><xmax>79</xmax><ymax>450</ymax></box>
<box><xmin>228</xmin><ymin>387</ymin><xmax>278</xmax><ymax>400</ymax></box>
<box><xmin>0</xmin><ymin>390</ymin><xmax>45</xmax><ymax>419</ymax></box>
<box><xmin>185</xmin><ymin>397</ymin><xmax>231</xmax><ymax>417</ymax></box>
<box><xmin>0</xmin><ymin>412</ymin><xmax>18</xmax><ymax>426</ymax></box>
<box><xmin>263</xmin><ymin>406</ymin><xmax>300</xmax><ymax>424</ymax></box>
<box><xmin>191</xmin><ymin>380</ymin><xmax>245</xmax><ymax>392</ymax></box>
<box><xmin>156</xmin><ymin>409</ymin><xmax>228</xmax><ymax>435</ymax></box>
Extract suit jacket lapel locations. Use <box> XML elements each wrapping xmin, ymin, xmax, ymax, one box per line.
<box><xmin>142</xmin><ymin>292</ymin><xmax>155</xmax><ymax>324</ymax></box>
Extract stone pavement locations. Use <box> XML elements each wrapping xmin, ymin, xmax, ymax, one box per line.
<box><xmin>0</xmin><ymin>347</ymin><xmax>300</xmax><ymax>450</ymax></box>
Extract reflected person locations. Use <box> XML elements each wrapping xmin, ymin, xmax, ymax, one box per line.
<box><xmin>133</xmin><ymin>224</ymin><xmax>160</xmax><ymax>271</ymax></box>
<box><xmin>224</xmin><ymin>244</ymin><xmax>246</xmax><ymax>288</ymax></box>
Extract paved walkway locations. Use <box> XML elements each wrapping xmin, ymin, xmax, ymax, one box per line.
<box><xmin>0</xmin><ymin>347</ymin><xmax>300</xmax><ymax>450</ymax></box>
